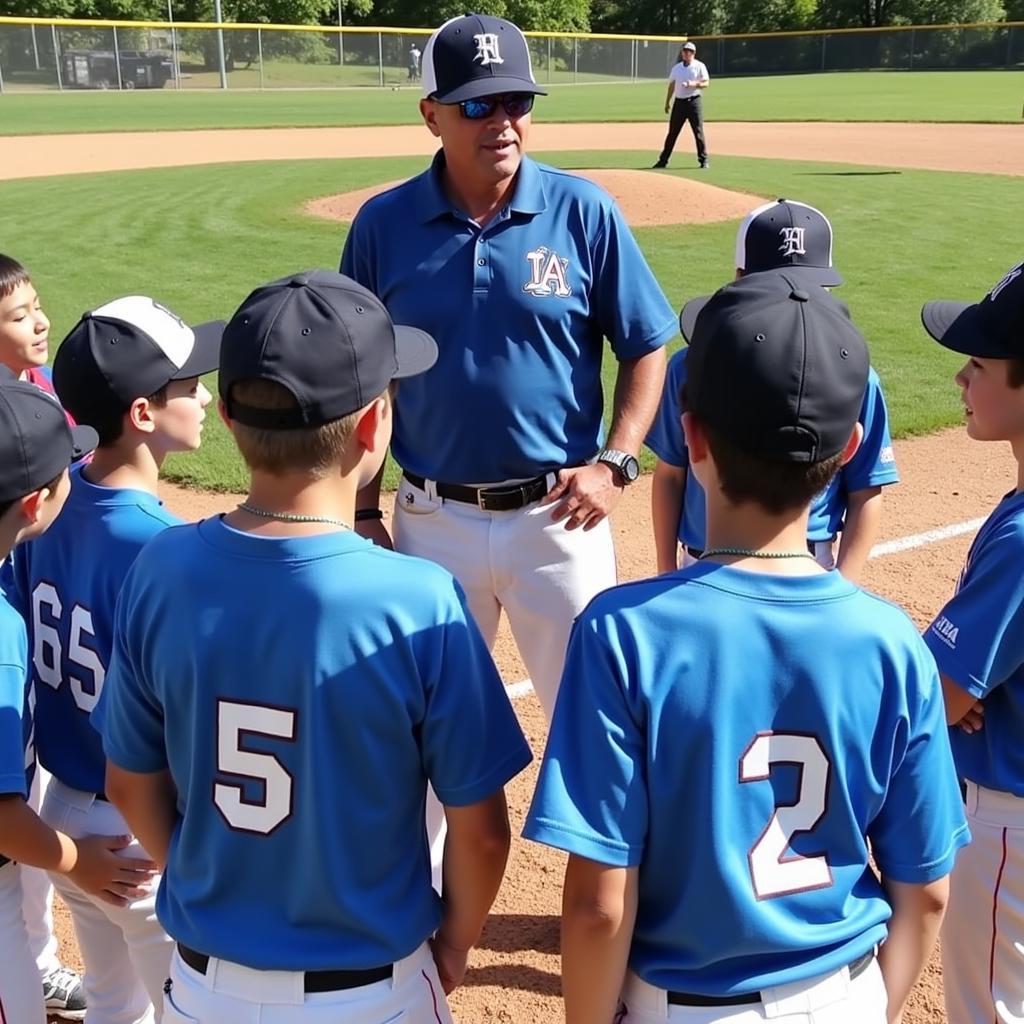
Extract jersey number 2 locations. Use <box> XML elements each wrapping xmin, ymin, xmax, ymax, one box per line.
<box><xmin>739</xmin><ymin>732</ymin><xmax>833</xmax><ymax>900</ymax></box>
<box><xmin>213</xmin><ymin>700</ymin><xmax>296</xmax><ymax>836</ymax></box>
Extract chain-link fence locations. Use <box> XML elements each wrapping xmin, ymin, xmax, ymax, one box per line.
<box><xmin>0</xmin><ymin>17</ymin><xmax>1020</xmax><ymax>93</ymax></box>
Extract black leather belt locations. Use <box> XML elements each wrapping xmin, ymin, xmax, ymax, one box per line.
<box><xmin>403</xmin><ymin>469</ymin><xmax>563</xmax><ymax>512</ymax></box>
<box><xmin>176</xmin><ymin>943</ymin><xmax>392</xmax><ymax>993</ymax></box>
<box><xmin>667</xmin><ymin>950</ymin><xmax>875</xmax><ymax>1007</ymax></box>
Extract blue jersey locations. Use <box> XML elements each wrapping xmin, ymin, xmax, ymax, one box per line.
<box><xmin>8</xmin><ymin>466</ymin><xmax>179</xmax><ymax>794</ymax></box>
<box><xmin>646</xmin><ymin>352</ymin><xmax>898</xmax><ymax>548</ymax></box>
<box><xmin>341</xmin><ymin>153</ymin><xmax>676</xmax><ymax>483</ymax></box>
<box><xmin>0</xmin><ymin>586</ymin><xmax>34</xmax><ymax>868</ymax></box>
<box><xmin>100</xmin><ymin>517</ymin><xmax>531</xmax><ymax>970</ymax></box>
<box><xmin>925</xmin><ymin>490</ymin><xmax>1024</xmax><ymax>795</ymax></box>
<box><xmin>525</xmin><ymin>564</ymin><xmax>969</xmax><ymax>995</ymax></box>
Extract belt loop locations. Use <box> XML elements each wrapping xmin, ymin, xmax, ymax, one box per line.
<box><xmin>964</xmin><ymin>779</ymin><xmax>979</xmax><ymax>815</ymax></box>
<box><xmin>424</xmin><ymin>477</ymin><xmax>439</xmax><ymax>502</ymax></box>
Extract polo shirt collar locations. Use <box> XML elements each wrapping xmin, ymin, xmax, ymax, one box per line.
<box><xmin>415</xmin><ymin>151</ymin><xmax>547</xmax><ymax>223</ymax></box>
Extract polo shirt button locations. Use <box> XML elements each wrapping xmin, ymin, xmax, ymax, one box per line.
<box><xmin>477</xmin><ymin>258</ymin><xmax>487</xmax><ymax>266</ymax></box>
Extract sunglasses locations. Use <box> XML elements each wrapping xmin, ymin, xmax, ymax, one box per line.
<box><xmin>457</xmin><ymin>93</ymin><xmax>535</xmax><ymax>120</ymax></box>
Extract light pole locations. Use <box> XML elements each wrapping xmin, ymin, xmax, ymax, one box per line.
<box><xmin>214</xmin><ymin>0</ymin><xmax>227</xmax><ymax>89</ymax></box>
<box><xmin>337</xmin><ymin>0</ymin><xmax>344</xmax><ymax>67</ymax></box>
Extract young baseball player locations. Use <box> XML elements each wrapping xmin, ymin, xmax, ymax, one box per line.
<box><xmin>4</xmin><ymin>295</ymin><xmax>223</xmax><ymax>1024</ymax></box>
<box><xmin>525</xmin><ymin>271</ymin><xmax>970</xmax><ymax>1024</ymax></box>
<box><xmin>98</xmin><ymin>270</ymin><xmax>532</xmax><ymax>1023</ymax></box>
<box><xmin>0</xmin><ymin>253</ymin><xmax>86</xmax><ymax>1019</ymax></box>
<box><xmin>649</xmin><ymin>200</ymin><xmax>898</xmax><ymax>582</ymax></box>
<box><xmin>919</xmin><ymin>261</ymin><xmax>1024</xmax><ymax>1024</ymax></box>
<box><xmin>0</xmin><ymin>380</ymin><xmax>146</xmax><ymax>1024</ymax></box>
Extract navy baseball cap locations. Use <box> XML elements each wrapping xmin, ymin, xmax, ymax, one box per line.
<box><xmin>421</xmin><ymin>14</ymin><xmax>547</xmax><ymax>103</ymax></box>
<box><xmin>54</xmin><ymin>296</ymin><xmax>224</xmax><ymax>424</ymax></box>
<box><xmin>922</xmin><ymin>261</ymin><xmax>1024</xmax><ymax>359</ymax></box>
<box><xmin>734</xmin><ymin>199</ymin><xmax>842</xmax><ymax>287</ymax></box>
<box><xmin>220</xmin><ymin>270</ymin><xmax>438</xmax><ymax>429</ymax></box>
<box><xmin>0</xmin><ymin>380</ymin><xmax>98</xmax><ymax>504</ymax></box>
<box><xmin>684</xmin><ymin>271</ymin><xmax>869</xmax><ymax>463</ymax></box>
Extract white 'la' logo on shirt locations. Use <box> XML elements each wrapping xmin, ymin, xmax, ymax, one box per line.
<box><xmin>523</xmin><ymin>247</ymin><xmax>572</xmax><ymax>298</ymax></box>
<box><xmin>778</xmin><ymin>227</ymin><xmax>806</xmax><ymax>257</ymax></box>
<box><xmin>473</xmin><ymin>34</ymin><xmax>504</xmax><ymax>66</ymax></box>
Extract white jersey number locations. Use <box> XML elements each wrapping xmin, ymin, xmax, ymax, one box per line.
<box><xmin>739</xmin><ymin>732</ymin><xmax>833</xmax><ymax>900</ymax></box>
<box><xmin>31</xmin><ymin>582</ymin><xmax>105</xmax><ymax>713</ymax></box>
<box><xmin>213</xmin><ymin>700</ymin><xmax>296</xmax><ymax>836</ymax></box>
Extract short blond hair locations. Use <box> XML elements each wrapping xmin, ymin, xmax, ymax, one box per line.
<box><xmin>228</xmin><ymin>378</ymin><xmax>358</xmax><ymax>477</ymax></box>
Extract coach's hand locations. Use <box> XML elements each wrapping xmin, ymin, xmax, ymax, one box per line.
<box><xmin>355</xmin><ymin>517</ymin><xmax>394</xmax><ymax>550</ymax></box>
<box><xmin>69</xmin><ymin>834</ymin><xmax>157</xmax><ymax>907</ymax></box>
<box><xmin>544</xmin><ymin>463</ymin><xmax>624</xmax><ymax>531</ymax></box>
<box><xmin>958</xmin><ymin>700</ymin><xmax>985</xmax><ymax>734</ymax></box>
<box><xmin>430</xmin><ymin>935</ymin><xmax>469</xmax><ymax>994</ymax></box>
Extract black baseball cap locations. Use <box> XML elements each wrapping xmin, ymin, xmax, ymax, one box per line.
<box><xmin>684</xmin><ymin>271</ymin><xmax>869</xmax><ymax>463</ymax></box>
<box><xmin>734</xmin><ymin>199</ymin><xmax>842</xmax><ymax>287</ymax></box>
<box><xmin>54</xmin><ymin>296</ymin><xmax>224</xmax><ymax>426</ymax></box>
<box><xmin>421</xmin><ymin>14</ymin><xmax>547</xmax><ymax>103</ymax></box>
<box><xmin>921</xmin><ymin>261</ymin><xmax>1024</xmax><ymax>358</ymax></box>
<box><xmin>0</xmin><ymin>381</ymin><xmax>98</xmax><ymax>504</ymax></box>
<box><xmin>219</xmin><ymin>270</ymin><xmax>438</xmax><ymax>429</ymax></box>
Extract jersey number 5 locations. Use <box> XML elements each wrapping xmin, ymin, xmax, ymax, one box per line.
<box><xmin>213</xmin><ymin>700</ymin><xmax>296</xmax><ymax>836</ymax></box>
<box><xmin>739</xmin><ymin>732</ymin><xmax>833</xmax><ymax>900</ymax></box>
<box><xmin>32</xmin><ymin>582</ymin><xmax>105</xmax><ymax>713</ymax></box>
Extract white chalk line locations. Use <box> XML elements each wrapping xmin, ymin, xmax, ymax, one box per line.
<box><xmin>505</xmin><ymin>514</ymin><xmax>987</xmax><ymax>701</ymax></box>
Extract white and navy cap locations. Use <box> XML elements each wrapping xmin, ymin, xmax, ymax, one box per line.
<box><xmin>53</xmin><ymin>296</ymin><xmax>223</xmax><ymax>422</ymax></box>
<box><xmin>735</xmin><ymin>199</ymin><xmax>842</xmax><ymax>287</ymax></box>
<box><xmin>682</xmin><ymin>41</ymin><xmax>696</xmax><ymax>51</ymax></box>
<box><xmin>421</xmin><ymin>13</ymin><xmax>547</xmax><ymax>103</ymax></box>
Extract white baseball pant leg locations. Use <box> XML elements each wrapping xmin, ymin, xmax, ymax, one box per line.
<box><xmin>0</xmin><ymin>861</ymin><xmax>47</xmax><ymax>1024</ymax></box>
<box><xmin>810</xmin><ymin>540</ymin><xmax>836</xmax><ymax>571</ymax></box>
<box><xmin>942</xmin><ymin>780</ymin><xmax>1024</xmax><ymax>1024</ymax></box>
<box><xmin>42</xmin><ymin>778</ymin><xmax>173</xmax><ymax>1024</ymax></box>
<box><xmin>22</xmin><ymin>766</ymin><xmax>62</xmax><ymax>978</ymax></box>
<box><xmin>161</xmin><ymin>941</ymin><xmax>455</xmax><ymax>1024</ymax></box>
<box><xmin>619</xmin><ymin>956</ymin><xmax>886</xmax><ymax>1024</ymax></box>
<box><xmin>394</xmin><ymin>473</ymin><xmax>617</xmax><ymax>880</ymax></box>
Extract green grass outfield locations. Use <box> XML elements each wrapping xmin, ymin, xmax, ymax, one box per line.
<box><xmin>1</xmin><ymin>69</ymin><xmax>1022</xmax><ymax>135</ymax></box>
<box><xmin>0</xmin><ymin>148</ymin><xmax>1014</xmax><ymax>491</ymax></box>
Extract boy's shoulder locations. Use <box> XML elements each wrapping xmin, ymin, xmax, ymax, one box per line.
<box><xmin>66</xmin><ymin>468</ymin><xmax>180</xmax><ymax>541</ymax></box>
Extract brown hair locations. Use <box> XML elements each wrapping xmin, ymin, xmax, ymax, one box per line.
<box><xmin>0</xmin><ymin>254</ymin><xmax>30</xmax><ymax>299</ymax></box>
<box><xmin>1006</xmin><ymin>358</ymin><xmax>1024</xmax><ymax>389</ymax></box>
<box><xmin>72</xmin><ymin>385</ymin><xmax>169</xmax><ymax>448</ymax></box>
<box><xmin>0</xmin><ymin>469</ymin><xmax>66</xmax><ymax>521</ymax></box>
<box><xmin>703</xmin><ymin>424</ymin><xmax>845</xmax><ymax>515</ymax></box>
<box><xmin>228</xmin><ymin>378</ymin><xmax>360</xmax><ymax>477</ymax></box>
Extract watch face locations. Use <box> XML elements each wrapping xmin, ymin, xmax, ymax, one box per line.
<box><xmin>624</xmin><ymin>456</ymin><xmax>640</xmax><ymax>482</ymax></box>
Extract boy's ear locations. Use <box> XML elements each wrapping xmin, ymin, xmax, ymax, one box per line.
<box><xmin>218</xmin><ymin>398</ymin><xmax>235</xmax><ymax>434</ymax></box>
<box><xmin>17</xmin><ymin>486</ymin><xmax>49</xmax><ymax>527</ymax></box>
<box><xmin>839</xmin><ymin>422</ymin><xmax>864</xmax><ymax>468</ymax></box>
<box><xmin>353</xmin><ymin>394</ymin><xmax>388</xmax><ymax>453</ymax></box>
<box><xmin>681</xmin><ymin>411</ymin><xmax>708</xmax><ymax>465</ymax></box>
<box><xmin>126</xmin><ymin>396</ymin><xmax>157</xmax><ymax>435</ymax></box>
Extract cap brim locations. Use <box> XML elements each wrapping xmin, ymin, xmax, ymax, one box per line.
<box><xmin>433</xmin><ymin>78</ymin><xmax>547</xmax><ymax>103</ymax></box>
<box><xmin>394</xmin><ymin>325</ymin><xmax>438</xmax><ymax>379</ymax></box>
<box><xmin>679</xmin><ymin>295</ymin><xmax>712</xmax><ymax>343</ymax></box>
<box><xmin>172</xmin><ymin>320</ymin><xmax>225</xmax><ymax>379</ymax></box>
<box><xmin>790</xmin><ymin>265</ymin><xmax>843</xmax><ymax>287</ymax></box>
<box><xmin>921</xmin><ymin>300</ymin><xmax>1010</xmax><ymax>358</ymax></box>
<box><xmin>70</xmin><ymin>424</ymin><xmax>99</xmax><ymax>461</ymax></box>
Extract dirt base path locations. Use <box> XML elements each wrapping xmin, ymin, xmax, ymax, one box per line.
<box><xmin>5</xmin><ymin>120</ymin><xmax>1023</xmax><ymax>181</ymax></box>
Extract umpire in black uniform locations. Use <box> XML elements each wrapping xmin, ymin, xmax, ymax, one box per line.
<box><xmin>653</xmin><ymin>41</ymin><xmax>710</xmax><ymax>169</ymax></box>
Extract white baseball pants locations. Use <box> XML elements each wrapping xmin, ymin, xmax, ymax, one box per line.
<box><xmin>42</xmin><ymin>777</ymin><xmax>173</xmax><ymax>1024</ymax></box>
<box><xmin>162</xmin><ymin>941</ymin><xmax>454</xmax><ymax>1024</ymax></box>
<box><xmin>619</xmin><ymin>956</ymin><xmax>886</xmax><ymax>1024</ymax></box>
<box><xmin>0</xmin><ymin>860</ymin><xmax>46</xmax><ymax>1024</ymax></box>
<box><xmin>942</xmin><ymin>780</ymin><xmax>1024</xmax><ymax>1024</ymax></box>
<box><xmin>22</xmin><ymin>766</ymin><xmax>62</xmax><ymax>979</ymax></box>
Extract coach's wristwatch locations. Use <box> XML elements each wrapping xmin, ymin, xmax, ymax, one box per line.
<box><xmin>597</xmin><ymin>449</ymin><xmax>640</xmax><ymax>485</ymax></box>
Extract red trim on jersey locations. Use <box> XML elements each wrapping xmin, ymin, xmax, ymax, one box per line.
<box><xmin>989</xmin><ymin>827</ymin><xmax>1009</xmax><ymax>1024</ymax></box>
<box><xmin>422</xmin><ymin>968</ymin><xmax>443</xmax><ymax>1024</ymax></box>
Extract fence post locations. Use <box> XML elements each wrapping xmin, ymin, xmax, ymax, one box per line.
<box><xmin>546</xmin><ymin>35</ymin><xmax>551</xmax><ymax>83</ymax></box>
<box><xmin>113</xmin><ymin>25</ymin><xmax>124</xmax><ymax>89</ymax></box>
<box><xmin>52</xmin><ymin>24</ymin><xmax>63</xmax><ymax>90</ymax></box>
<box><xmin>378</xmin><ymin>32</ymin><xmax>384</xmax><ymax>86</ymax></box>
<box><xmin>573</xmin><ymin>36</ymin><xmax>578</xmax><ymax>83</ymax></box>
<box><xmin>909</xmin><ymin>27</ymin><xmax>915</xmax><ymax>69</ymax></box>
<box><xmin>337</xmin><ymin>0</ymin><xmax>344</xmax><ymax>66</ymax></box>
<box><xmin>257</xmin><ymin>28</ymin><xmax>264</xmax><ymax>89</ymax></box>
<box><xmin>171</xmin><ymin>26</ymin><xmax>180</xmax><ymax>89</ymax></box>
<box><xmin>213</xmin><ymin>0</ymin><xmax>228</xmax><ymax>89</ymax></box>
<box><xmin>31</xmin><ymin>22</ymin><xmax>41</xmax><ymax>70</ymax></box>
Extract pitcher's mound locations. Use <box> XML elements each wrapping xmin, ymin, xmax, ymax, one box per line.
<box><xmin>306</xmin><ymin>168</ymin><xmax>765</xmax><ymax>227</ymax></box>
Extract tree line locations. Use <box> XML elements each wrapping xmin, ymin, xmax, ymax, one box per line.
<box><xmin>2</xmin><ymin>0</ymin><xmax>1022</xmax><ymax>41</ymax></box>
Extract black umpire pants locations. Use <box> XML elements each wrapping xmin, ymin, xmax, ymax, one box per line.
<box><xmin>658</xmin><ymin>95</ymin><xmax>707</xmax><ymax>165</ymax></box>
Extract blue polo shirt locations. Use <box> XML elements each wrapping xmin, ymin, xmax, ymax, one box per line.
<box><xmin>341</xmin><ymin>153</ymin><xmax>676</xmax><ymax>483</ymax></box>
